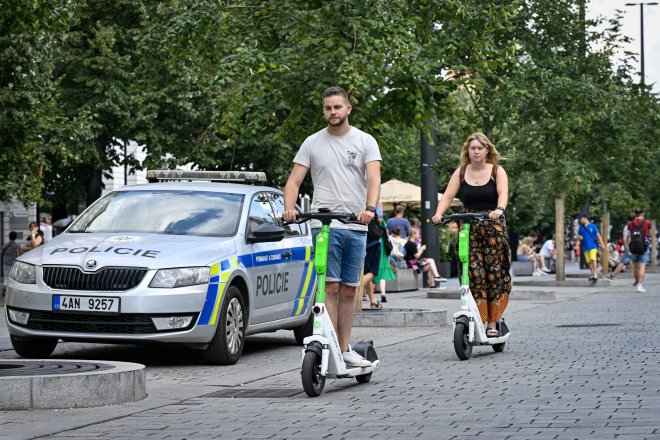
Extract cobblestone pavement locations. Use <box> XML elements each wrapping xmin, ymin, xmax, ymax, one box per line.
<box><xmin>0</xmin><ymin>271</ymin><xmax>658</xmax><ymax>440</ymax></box>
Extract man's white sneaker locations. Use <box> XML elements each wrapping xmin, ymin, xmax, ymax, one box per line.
<box><xmin>637</xmin><ymin>283</ymin><xmax>646</xmax><ymax>293</ymax></box>
<box><xmin>533</xmin><ymin>270</ymin><xmax>542</xmax><ymax>276</ymax></box>
<box><xmin>342</xmin><ymin>347</ymin><xmax>371</xmax><ymax>367</ymax></box>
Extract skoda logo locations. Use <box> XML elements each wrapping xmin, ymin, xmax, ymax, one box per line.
<box><xmin>85</xmin><ymin>260</ymin><xmax>97</xmax><ymax>270</ymax></box>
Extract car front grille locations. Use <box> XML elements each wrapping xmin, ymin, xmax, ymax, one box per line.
<box><xmin>42</xmin><ymin>266</ymin><xmax>148</xmax><ymax>291</ymax></box>
<box><xmin>22</xmin><ymin>310</ymin><xmax>199</xmax><ymax>334</ymax></box>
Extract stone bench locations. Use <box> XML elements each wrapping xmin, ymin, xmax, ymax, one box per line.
<box><xmin>375</xmin><ymin>268</ymin><xmax>420</xmax><ymax>292</ymax></box>
<box><xmin>511</xmin><ymin>260</ymin><xmax>534</xmax><ymax>276</ymax></box>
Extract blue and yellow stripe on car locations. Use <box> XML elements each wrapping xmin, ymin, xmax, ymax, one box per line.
<box><xmin>290</xmin><ymin>246</ymin><xmax>316</xmax><ymax>317</ymax></box>
<box><xmin>198</xmin><ymin>257</ymin><xmax>239</xmax><ymax>325</ymax></box>
<box><xmin>198</xmin><ymin>246</ymin><xmax>314</xmax><ymax>325</ymax></box>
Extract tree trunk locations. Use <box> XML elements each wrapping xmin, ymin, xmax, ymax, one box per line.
<box><xmin>651</xmin><ymin>219</ymin><xmax>658</xmax><ymax>266</ymax></box>
<box><xmin>85</xmin><ymin>139</ymin><xmax>108</xmax><ymax>208</ymax></box>
<box><xmin>600</xmin><ymin>203</ymin><xmax>609</xmax><ymax>275</ymax></box>
<box><xmin>555</xmin><ymin>193</ymin><xmax>565</xmax><ymax>281</ymax></box>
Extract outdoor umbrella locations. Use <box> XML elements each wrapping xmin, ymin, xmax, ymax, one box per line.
<box><xmin>379</xmin><ymin>179</ymin><xmax>461</xmax><ymax>211</ymax></box>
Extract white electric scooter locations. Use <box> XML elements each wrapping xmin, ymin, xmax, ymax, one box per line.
<box><xmin>292</xmin><ymin>210</ymin><xmax>379</xmax><ymax>397</ymax></box>
<box><xmin>440</xmin><ymin>212</ymin><xmax>510</xmax><ymax>360</ymax></box>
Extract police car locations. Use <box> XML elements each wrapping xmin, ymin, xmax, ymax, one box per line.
<box><xmin>5</xmin><ymin>170</ymin><xmax>316</xmax><ymax>364</ymax></box>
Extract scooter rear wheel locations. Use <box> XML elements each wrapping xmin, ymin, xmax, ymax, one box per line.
<box><xmin>453</xmin><ymin>322</ymin><xmax>472</xmax><ymax>360</ymax></box>
<box><xmin>301</xmin><ymin>350</ymin><xmax>325</xmax><ymax>397</ymax></box>
<box><xmin>355</xmin><ymin>344</ymin><xmax>378</xmax><ymax>384</ymax></box>
<box><xmin>492</xmin><ymin>342</ymin><xmax>505</xmax><ymax>352</ymax></box>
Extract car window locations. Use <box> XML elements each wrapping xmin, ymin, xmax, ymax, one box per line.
<box><xmin>68</xmin><ymin>190</ymin><xmax>244</xmax><ymax>237</ymax></box>
<box><xmin>271</xmin><ymin>193</ymin><xmax>307</xmax><ymax>237</ymax></box>
<box><xmin>248</xmin><ymin>192</ymin><xmax>277</xmax><ymax>233</ymax></box>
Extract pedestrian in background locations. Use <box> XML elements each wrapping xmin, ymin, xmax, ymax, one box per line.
<box><xmin>40</xmin><ymin>213</ymin><xmax>53</xmax><ymax>242</ymax></box>
<box><xmin>2</xmin><ymin>231</ymin><xmax>20</xmax><ymax>295</ymax></box>
<box><xmin>374</xmin><ymin>206</ymin><xmax>396</xmax><ymax>303</ymax></box>
<box><xmin>627</xmin><ymin>207</ymin><xmax>651</xmax><ymax>293</ymax></box>
<box><xmin>20</xmin><ymin>222</ymin><xmax>44</xmax><ymax>253</ymax></box>
<box><xmin>387</xmin><ymin>205</ymin><xmax>411</xmax><ymax>239</ymax></box>
<box><xmin>577</xmin><ymin>212</ymin><xmax>606</xmax><ymax>282</ymax></box>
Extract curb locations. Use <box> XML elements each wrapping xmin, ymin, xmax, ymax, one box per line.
<box><xmin>354</xmin><ymin>308</ymin><xmax>447</xmax><ymax>327</ymax></box>
<box><xmin>0</xmin><ymin>359</ymin><xmax>146</xmax><ymax>410</ymax></box>
<box><xmin>427</xmin><ymin>289</ymin><xmax>557</xmax><ymax>300</ymax></box>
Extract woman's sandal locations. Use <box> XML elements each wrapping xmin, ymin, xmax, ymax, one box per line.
<box><xmin>370</xmin><ymin>301</ymin><xmax>383</xmax><ymax>309</ymax></box>
<box><xmin>380</xmin><ymin>295</ymin><xmax>387</xmax><ymax>303</ymax></box>
<box><xmin>486</xmin><ymin>327</ymin><xmax>499</xmax><ymax>338</ymax></box>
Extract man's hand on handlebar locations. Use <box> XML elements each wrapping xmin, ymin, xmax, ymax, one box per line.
<box><xmin>431</xmin><ymin>214</ymin><xmax>443</xmax><ymax>225</ymax></box>
<box><xmin>283</xmin><ymin>209</ymin><xmax>297</xmax><ymax>223</ymax></box>
<box><xmin>356</xmin><ymin>210</ymin><xmax>376</xmax><ymax>224</ymax></box>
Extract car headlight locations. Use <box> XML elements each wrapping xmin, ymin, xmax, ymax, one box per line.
<box><xmin>9</xmin><ymin>261</ymin><xmax>37</xmax><ymax>284</ymax></box>
<box><xmin>149</xmin><ymin>267</ymin><xmax>210</xmax><ymax>288</ymax></box>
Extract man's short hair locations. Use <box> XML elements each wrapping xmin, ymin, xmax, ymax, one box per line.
<box><xmin>395</xmin><ymin>206</ymin><xmax>405</xmax><ymax>214</ymax></box>
<box><xmin>635</xmin><ymin>207</ymin><xmax>644</xmax><ymax>216</ymax></box>
<box><xmin>9</xmin><ymin>231</ymin><xmax>17</xmax><ymax>240</ymax></box>
<box><xmin>322</xmin><ymin>86</ymin><xmax>349</xmax><ymax>104</ymax></box>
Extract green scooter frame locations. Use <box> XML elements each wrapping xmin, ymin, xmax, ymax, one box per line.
<box><xmin>291</xmin><ymin>210</ymin><xmax>379</xmax><ymax>397</ymax></box>
<box><xmin>439</xmin><ymin>212</ymin><xmax>510</xmax><ymax>360</ymax></box>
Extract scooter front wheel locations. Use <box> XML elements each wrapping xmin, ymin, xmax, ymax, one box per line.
<box><xmin>301</xmin><ymin>350</ymin><xmax>325</xmax><ymax>397</ymax></box>
<box><xmin>453</xmin><ymin>322</ymin><xmax>473</xmax><ymax>360</ymax></box>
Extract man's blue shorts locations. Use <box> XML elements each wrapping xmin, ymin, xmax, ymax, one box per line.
<box><xmin>630</xmin><ymin>249</ymin><xmax>650</xmax><ymax>264</ymax></box>
<box><xmin>312</xmin><ymin>228</ymin><xmax>367</xmax><ymax>287</ymax></box>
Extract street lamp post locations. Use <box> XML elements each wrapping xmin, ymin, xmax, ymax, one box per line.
<box><xmin>625</xmin><ymin>2</ymin><xmax>658</xmax><ymax>85</ymax></box>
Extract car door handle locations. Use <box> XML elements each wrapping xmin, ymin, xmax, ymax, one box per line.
<box><xmin>282</xmin><ymin>251</ymin><xmax>292</xmax><ymax>259</ymax></box>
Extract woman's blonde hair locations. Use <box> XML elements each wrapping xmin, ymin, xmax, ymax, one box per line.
<box><xmin>460</xmin><ymin>132</ymin><xmax>501</xmax><ymax>167</ymax></box>
<box><xmin>408</xmin><ymin>228</ymin><xmax>419</xmax><ymax>241</ymax></box>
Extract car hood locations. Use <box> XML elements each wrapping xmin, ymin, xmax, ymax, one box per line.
<box><xmin>19</xmin><ymin>233</ymin><xmax>237</xmax><ymax>269</ymax></box>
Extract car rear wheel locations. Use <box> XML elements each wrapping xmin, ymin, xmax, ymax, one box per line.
<box><xmin>10</xmin><ymin>335</ymin><xmax>58</xmax><ymax>358</ymax></box>
<box><xmin>202</xmin><ymin>286</ymin><xmax>246</xmax><ymax>365</ymax></box>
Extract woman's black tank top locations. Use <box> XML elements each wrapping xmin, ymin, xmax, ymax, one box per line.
<box><xmin>459</xmin><ymin>178</ymin><xmax>498</xmax><ymax>210</ymax></box>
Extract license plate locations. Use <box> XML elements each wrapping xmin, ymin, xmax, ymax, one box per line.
<box><xmin>53</xmin><ymin>295</ymin><xmax>120</xmax><ymax>313</ymax></box>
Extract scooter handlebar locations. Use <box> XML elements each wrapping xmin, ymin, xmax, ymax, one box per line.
<box><xmin>434</xmin><ymin>212</ymin><xmax>490</xmax><ymax>226</ymax></box>
<box><xmin>287</xmin><ymin>210</ymin><xmax>358</xmax><ymax>225</ymax></box>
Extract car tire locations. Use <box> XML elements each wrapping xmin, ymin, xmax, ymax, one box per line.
<box><xmin>202</xmin><ymin>286</ymin><xmax>246</xmax><ymax>365</ymax></box>
<box><xmin>293</xmin><ymin>312</ymin><xmax>314</xmax><ymax>345</ymax></box>
<box><xmin>10</xmin><ymin>335</ymin><xmax>58</xmax><ymax>358</ymax></box>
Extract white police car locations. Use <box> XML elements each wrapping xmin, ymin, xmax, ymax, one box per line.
<box><xmin>5</xmin><ymin>171</ymin><xmax>316</xmax><ymax>364</ymax></box>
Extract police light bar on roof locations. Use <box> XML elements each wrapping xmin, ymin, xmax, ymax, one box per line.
<box><xmin>146</xmin><ymin>170</ymin><xmax>267</xmax><ymax>184</ymax></box>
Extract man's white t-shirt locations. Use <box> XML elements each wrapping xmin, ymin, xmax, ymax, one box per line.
<box><xmin>293</xmin><ymin>126</ymin><xmax>381</xmax><ymax>231</ymax></box>
<box><xmin>540</xmin><ymin>239</ymin><xmax>555</xmax><ymax>258</ymax></box>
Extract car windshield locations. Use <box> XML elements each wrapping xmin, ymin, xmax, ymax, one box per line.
<box><xmin>69</xmin><ymin>190</ymin><xmax>244</xmax><ymax>237</ymax></box>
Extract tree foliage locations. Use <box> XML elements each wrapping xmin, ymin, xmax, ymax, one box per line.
<box><xmin>1</xmin><ymin>0</ymin><xmax>658</xmax><ymax>236</ymax></box>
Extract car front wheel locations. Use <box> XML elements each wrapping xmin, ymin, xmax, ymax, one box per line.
<box><xmin>202</xmin><ymin>286</ymin><xmax>246</xmax><ymax>365</ymax></box>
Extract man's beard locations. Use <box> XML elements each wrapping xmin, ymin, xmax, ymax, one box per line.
<box><xmin>327</xmin><ymin>115</ymin><xmax>346</xmax><ymax>127</ymax></box>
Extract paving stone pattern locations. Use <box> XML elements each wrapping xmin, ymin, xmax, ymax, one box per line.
<box><xmin>0</xmin><ymin>273</ymin><xmax>658</xmax><ymax>439</ymax></box>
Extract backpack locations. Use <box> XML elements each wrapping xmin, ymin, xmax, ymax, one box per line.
<box><xmin>629</xmin><ymin>221</ymin><xmax>648</xmax><ymax>255</ymax></box>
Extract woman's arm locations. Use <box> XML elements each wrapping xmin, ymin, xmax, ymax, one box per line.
<box><xmin>490</xmin><ymin>166</ymin><xmax>509</xmax><ymax>220</ymax></box>
<box><xmin>432</xmin><ymin>167</ymin><xmax>461</xmax><ymax>223</ymax></box>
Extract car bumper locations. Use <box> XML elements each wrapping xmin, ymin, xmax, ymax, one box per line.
<box><xmin>4</xmin><ymin>281</ymin><xmax>218</xmax><ymax>345</ymax></box>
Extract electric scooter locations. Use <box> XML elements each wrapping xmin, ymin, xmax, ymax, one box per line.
<box><xmin>438</xmin><ymin>212</ymin><xmax>511</xmax><ymax>360</ymax></box>
<box><xmin>290</xmin><ymin>210</ymin><xmax>379</xmax><ymax>397</ymax></box>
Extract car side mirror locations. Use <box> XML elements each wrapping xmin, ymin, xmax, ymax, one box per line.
<box><xmin>247</xmin><ymin>223</ymin><xmax>286</xmax><ymax>243</ymax></box>
<box><xmin>52</xmin><ymin>217</ymin><xmax>72</xmax><ymax>237</ymax></box>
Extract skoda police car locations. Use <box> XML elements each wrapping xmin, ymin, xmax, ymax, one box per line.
<box><xmin>5</xmin><ymin>170</ymin><xmax>316</xmax><ymax>364</ymax></box>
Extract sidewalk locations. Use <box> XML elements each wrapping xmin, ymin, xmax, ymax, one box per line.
<box><xmin>0</xmin><ymin>267</ymin><xmax>658</xmax><ymax>439</ymax></box>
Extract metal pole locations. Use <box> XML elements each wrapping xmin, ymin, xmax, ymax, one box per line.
<box><xmin>420</xmin><ymin>125</ymin><xmax>440</xmax><ymax>272</ymax></box>
<box><xmin>123</xmin><ymin>141</ymin><xmax>128</xmax><ymax>186</ymax></box>
<box><xmin>626</xmin><ymin>2</ymin><xmax>658</xmax><ymax>85</ymax></box>
<box><xmin>640</xmin><ymin>3</ymin><xmax>645</xmax><ymax>84</ymax></box>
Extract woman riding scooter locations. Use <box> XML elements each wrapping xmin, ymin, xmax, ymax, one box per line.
<box><xmin>432</xmin><ymin>132</ymin><xmax>511</xmax><ymax>338</ymax></box>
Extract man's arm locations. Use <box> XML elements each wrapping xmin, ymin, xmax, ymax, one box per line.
<box><xmin>357</xmin><ymin>160</ymin><xmax>381</xmax><ymax>223</ymax></box>
<box><xmin>283</xmin><ymin>164</ymin><xmax>309</xmax><ymax>222</ymax></box>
